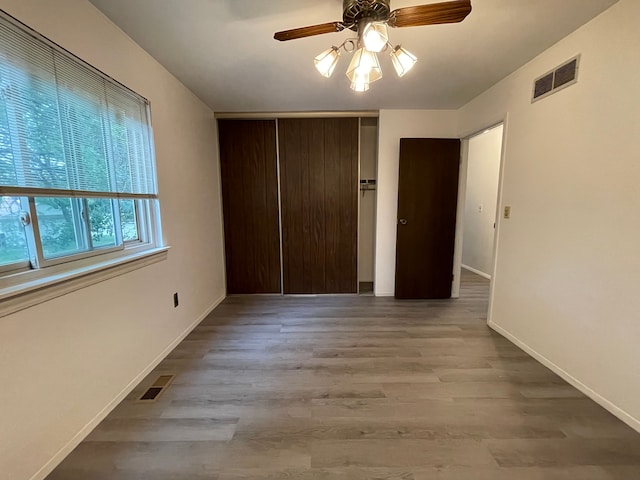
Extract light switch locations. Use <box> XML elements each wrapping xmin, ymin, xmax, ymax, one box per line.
<box><xmin>504</xmin><ymin>206</ymin><xmax>511</xmax><ymax>219</ymax></box>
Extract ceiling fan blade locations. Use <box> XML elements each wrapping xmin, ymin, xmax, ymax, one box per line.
<box><xmin>274</xmin><ymin>22</ymin><xmax>345</xmax><ymax>41</ymax></box>
<box><xmin>389</xmin><ymin>0</ymin><xmax>472</xmax><ymax>28</ymax></box>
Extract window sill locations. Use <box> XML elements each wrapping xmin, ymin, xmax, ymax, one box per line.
<box><xmin>0</xmin><ymin>246</ymin><xmax>169</xmax><ymax>318</ymax></box>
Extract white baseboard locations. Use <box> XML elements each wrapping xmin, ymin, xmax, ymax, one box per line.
<box><xmin>488</xmin><ymin>320</ymin><xmax>640</xmax><ymax>434</ymax></box>
<box><xmin>461</xmin><ymin>264</ymin><xmax>491</xmax><ymax>280</ymax></box>
<box><xmin>32</xmin><ymin>293</ymin><xmax>226</xmax><ymax>480</ymax></box>
<box><xmin>374</xmin><ymin>291</ymin><xmax>394</xmax><ymax>297</ymax></box>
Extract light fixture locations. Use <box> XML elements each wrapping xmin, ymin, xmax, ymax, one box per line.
<box><xmin>346</xmin><ymin>47</ymin><xmax>383</xmax><ymax>87</ymax></box>
<box><xmin>312</xmin><ymin>26</ymin><xmax>418</xmax><ymax>92</ymax></box>
<box><xmin>349</xmin><ymin>64</ymin><xmax>372</xmax><ymax>92</ymax></box>
<box><xmin>390</xmin><ymin>45</ymin><xmax>417</xmax><ymax>77</ymax></box>
<box><xmin>362</xmin><ymin>22</ymin><xmax>388</xmax><ymax>53</ymax></box>
<box><xmin>351</xmin><ymin>78</ymin><xmax>370</xmax><ymax>92</ymax></box>
<box><xmin>314</xmin><ymin>46</ymin><xmax>341</xmax><ymax>78</ymax></box>
<box><xmin>276</xmin><ymin>0</ymin><xmax>474</xmax><ymax>93</ymax></box>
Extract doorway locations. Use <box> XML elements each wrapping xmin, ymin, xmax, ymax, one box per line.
<box><xmin>359</xmin><ymin>118</ymin><xmax>378</xmax><ymax>295</ymax></box>
<box><xmin>456</xmin><ymin>123</ymin><xmax>505</xmax><ymax>317</ymax></box>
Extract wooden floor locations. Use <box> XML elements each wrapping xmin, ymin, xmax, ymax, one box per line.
<box><xmin>47</xmin><ymin>270</ymin><xmax>640</xmax><ymax>479</ymax></box>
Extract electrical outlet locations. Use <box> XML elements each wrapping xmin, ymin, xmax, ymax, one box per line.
<box><xmin>504</xmin><ymin>206</ymin><xmax>512</xmax><ymax>219</ymax></box>
<box><xmin>173</xmin><ymin>292</ymin><xmax>179</xmax><ymax>308</ymax></box>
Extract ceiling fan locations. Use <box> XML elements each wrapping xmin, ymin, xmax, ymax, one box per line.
<box><xmin>274</xmin><ymin>0</ymin><xmax>472</xmax><ymax>92</ymax></box>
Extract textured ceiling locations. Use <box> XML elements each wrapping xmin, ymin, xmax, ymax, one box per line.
<box><xmin>88</xmin><ymin>0</ymin><xmax>618</xmax><ymax>112</ymax></box>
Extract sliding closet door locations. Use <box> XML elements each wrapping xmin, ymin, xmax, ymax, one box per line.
<box><xmin>279</xmin><ymin>118</ymin><xmax>358</xmax><ymax>294</ymax></box>
<box><xmin>218</xmin><ymin>120</ymin><xmax>281</xmax><ymax>294</ymax></box>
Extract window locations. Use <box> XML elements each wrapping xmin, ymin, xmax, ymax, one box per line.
<box><xmin>0</xmin><ymin>11</ymin><xmax>161</xmax><ymax>288</ymax></box>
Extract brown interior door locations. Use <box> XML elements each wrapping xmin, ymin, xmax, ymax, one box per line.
<box><xmin>279</xmin><ymin>118</ymin><xmax>358</xmax><ymax>294</ymax></box>
<box><xmin>395</xmin><ymin>138</ymin><xmax>461</xmax><ymax>299</ymax></box>
<box><xmin>218</xmin><ymin>119</ymin><xmax>281</xmax><ymax>294</ymax></box>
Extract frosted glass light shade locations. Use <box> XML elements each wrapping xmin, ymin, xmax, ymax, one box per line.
<box><xmin>314</xmin><ymin>47</ymin><xmax>340</xmax><ymax>78</ymax></box>
<box><xmin>390</xmin><ymin>45</ymin><xmax>417</xmax><ymax>77</ymax></box>
<box><xmin>346</xmin><ymin>48</ymin><xmax>382</xmax><ymax>85</ymax></box>
<box><xmin>350</xmin><ymin>68</ymin><xmax>370</xmax><ymax>92</ymax></box>
<box><xmin>351</xmin><ymin>79</ymin><xmax>370</xmax><ymax>92</ymax></box>
<box><xmin>362</xmin><ymin>22</ymin><xmax>388</xmax><ymax>53</ymax></box>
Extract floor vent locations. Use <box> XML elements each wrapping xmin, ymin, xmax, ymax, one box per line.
<box><xmin>138</xmin><ymin>374</ymin><xmax>175</xmax><ymax>402</ymax></box>
<box><xmin>532</xmin><ymin>55</ymin><xmax>580</xmax><ymax>103</ymax></box>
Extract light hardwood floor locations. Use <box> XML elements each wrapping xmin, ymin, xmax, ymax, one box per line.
<box><xmin>47</xmin><ymin>270</ymin><xmax>640</xmax><ymax>479</ymax></box>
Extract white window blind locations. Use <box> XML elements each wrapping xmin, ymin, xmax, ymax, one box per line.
<box><xmin>0</xmin><ymin>12</ymin><xmax>157</xmax><ymax>199</ymax></box>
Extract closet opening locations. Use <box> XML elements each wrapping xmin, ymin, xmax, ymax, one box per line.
<box><xmin>358</xmin><ymin>117</ymin><xmax>378</xmax><ymax>296</ymax></box>
<box><xmin>218</xmin><ymin>113</ymin><xmax>378</xmax><ymax>296</ymax></box>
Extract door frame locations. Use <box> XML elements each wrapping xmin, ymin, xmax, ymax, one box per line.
<box><xmin>451</xmin><ymin>115</ymin><xmax>509</xmax><ymax>325</ymax></box>
<box><xmin>217</xmin><ymin>112</ymin><xmax>379</xmax><ymax>296</ymax></box>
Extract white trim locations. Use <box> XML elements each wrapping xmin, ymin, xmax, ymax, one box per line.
<box><xmin>0</xmin><ymin>260</ymin><xmax>30</xmax><ymax>275</ymax></box>
<box><xmin>454</xmin><ymin>120</ymin><xmax>505</xmax><ymax>298</ymax></box>
<box><xmin>0</xmin><ymin>186</ymin><xmax>157</xmax><ymax>199</ymax></box>
<box><xmin>30</xmin><ymin>293</ymin><xmax>226</xmax><ymax>480</ymax></box>
<box><xmin>461</xmin><ymin>264</ymin><xmax>491</xmax><ymax>280</ymax></box>
<box><xmin>370</xmin><ymin>120</ymin><xmax>380</xmax><ymax>295</ymax></box>
<box><xmin>465</xmin><ymin>121</ymin><xmax>505</xmax><ymax>140</ymax></box>
<box><xmin>454</xmin><ymin>115</ymin><xmax>509</xmax><ymax>324</ymax></box>
<box><xmin>487</xmin><ymin>115</ymin><xmax>510</xmax><ymax>324</ymax></box>
<box><xmin>215</xmin><ymin>111</ymin><xmax>379</xmax><ymax>120</ymax></box>
<box><xmin>459</xmin><ymin>115</ymin><xmax>508</xmax><ymax>142</ymax></box>
<box><xmin>0</xmin><ymin>247</ymin><xmax>169</xmax><ymax>317</ymax></box>
<box><xmin>375</xmin><ymin>291</ymin><xmax>394</xmax><ymax>297</ymax></box>
<box><xmin>451</xmin><ymin>140</ymin><xmax>469</xmax><ymax>299</ymax></box>
<box><xmin>488</xmin><ymin>320</ymin><xmax>640</xmax><ymax>434</ymax></box>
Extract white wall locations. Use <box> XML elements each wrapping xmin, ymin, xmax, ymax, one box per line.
<box><xmin>0</xmin><ymin>1</ymin><xmax>226</xmax><ymax>479</ymax></box>
<box><xmin>459</xmin><ymin>0</ymin><xmax>640</xmax><ymax>430</ymax></box>
<box><xmin>358</xmin><ymin>122</ymin><xmax>378</xmax><ymax>284</ymax></box>
<box><xmin>462</xmin><ymin>125</ymin><xmax>503</xmax><ymax>277</ymax></box>
<box><xmin>374</xmin><ymin>110</ymin><xmax>458</xmax><ymax>296</ymax></box>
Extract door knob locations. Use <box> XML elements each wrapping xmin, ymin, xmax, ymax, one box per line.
<box><xmin>399</xmin><ymin>219</ymin><xmax>408</xmax><ymax>225</ymax></box>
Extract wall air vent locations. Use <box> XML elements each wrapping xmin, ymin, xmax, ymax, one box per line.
<box><xmin>532</xmin><ymin>55</ymin><xmax>580</xmax><ymax>103</ymax></box>
<box><xmin>138</xmin><ymin>374</ymin><xmax>175</xmax><ymax>402</ymax></box>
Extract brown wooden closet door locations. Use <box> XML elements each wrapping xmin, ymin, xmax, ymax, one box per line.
<box><xmin>279</xmin><ymin>118</ymin><xmax>358</xmax><ymax>294</ymax></box>
<box><xmin>218</xmin><ymin>119</ymin><xmax>281</xmax><ymax>294</ymax></box>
